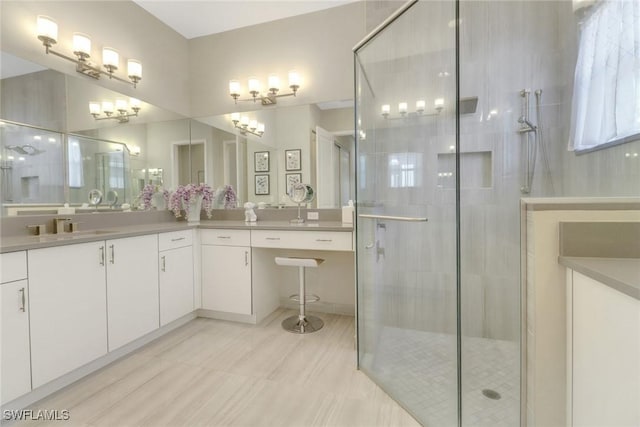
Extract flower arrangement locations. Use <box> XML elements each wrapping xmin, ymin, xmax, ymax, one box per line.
<box><xmin>139</xmin><ymin>184</ymin><xmax>169</xmax><ymax>210</ymax></box>
<box><xmin>169</xmin><ymin>183</ymin><xmax>215</xmax><ymax>219</ymax></box>
<box><xmin>219</xmin><ymin>184</ymin><xmax>237</xmax><ymax>209</ymax></box>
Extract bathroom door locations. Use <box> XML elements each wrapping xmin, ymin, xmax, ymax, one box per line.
<box><xmin>354</xmin><ymin>1</ymin><xmax>459</xmax><ymax>425</ymax></box>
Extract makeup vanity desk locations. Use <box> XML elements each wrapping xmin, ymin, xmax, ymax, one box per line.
<box><xmin>196</xmin><ymin>220</ymin><xmax>356</xmax><ymax>324</ymax></box>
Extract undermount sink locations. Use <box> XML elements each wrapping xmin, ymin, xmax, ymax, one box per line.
<box><xmin>71</xmin><ymin>230</ymin><xmax>117</xmax><ymax>235</ymax></box>
<box><xmin>35</xmin><ymin>230</ymin><xmax>118</xmax><ymax>241</ymax></box>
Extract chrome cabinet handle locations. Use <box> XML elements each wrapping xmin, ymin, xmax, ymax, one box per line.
<box><xmin>365</xmin><ymin>243</ymin><xmax>375</xmax><ymax>249</ymax></box>
<box><xmin>316</xmin><ymin>239</ymin><xmax>333</xmax><ymax>242</ymax></box>
<box><xmin>99</xmin><ymin>246</ymin><xmax>105</xmax><ymax>266</ymax></box>
<box><xmin>358</xmin><ymin>214</ymin><xmax>428</xmax><ymax>222</ymax></box>
<box><xmin>19</xmin><ymin>287</ymin><xmax>26</xmax><ymax>312</ymax></box>
<box><xmin>244</xmin><ymin>251</ymin><xmax>248</xmax><ymax>266</ymax></box>
<box><xmin>109</xmin><ymin>244</ymin><xmax>115</xmax><ymax>264</ymax></box>
<box><xmin>171</xmin><ymin>237</ymin><xmax>185</xmax><ymax>242</ymax></box>
<box><xmin>265</xmin><ymin>237</ymin><xmax>280</xmax><ymax>241</ymax></box>
<box><xmin>217</xmin><ymin>236</ymin><xmax>231</xmax><ymax>239</ymax></box>
<box><xmin>161</xmin><ymin>255</ymin><xmax>166</xmax><ymax>272</ymax></box>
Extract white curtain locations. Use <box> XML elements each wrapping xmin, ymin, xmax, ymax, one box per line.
<box><xmin>569</xmin><ymin>0</ymin><xmax>640</xmax><ymax>151</ymax></box>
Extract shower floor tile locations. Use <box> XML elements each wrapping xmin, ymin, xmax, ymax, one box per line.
<box><xmin>363</xmin><ymin>326</ymin><xmax>519</xmax><ymax>427</ymax></box>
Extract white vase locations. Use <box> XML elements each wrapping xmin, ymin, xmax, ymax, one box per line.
<box><xmin>186</xmin><ymin>194</ymin><xmax>203</xmax><ymax>224</ymax></box>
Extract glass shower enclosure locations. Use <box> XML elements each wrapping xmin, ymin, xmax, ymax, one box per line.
<box><xmin>355</xmin><ymin>1</ymin><xmax>519</xmax><ymax>425</ymax></box>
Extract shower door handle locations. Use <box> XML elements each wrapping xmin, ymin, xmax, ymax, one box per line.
<box><xmin>358</xmin><ymin>214</ymin><xmax>428</xmax><ymax>222</ymax></box>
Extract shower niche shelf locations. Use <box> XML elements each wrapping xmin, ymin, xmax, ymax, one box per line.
<box><xmin>437</xmin><ymin>151</ymin><xmax>492</xmax><ymax>189</ymax></box>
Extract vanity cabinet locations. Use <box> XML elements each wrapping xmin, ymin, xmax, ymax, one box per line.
<box><xmin>0</xmin><ymin>251</ymin><xmax>31</xmax><ymax>404</ymax></box>
<box><xmin>105</xmin><ymin>235</ymin><xmax>159</xmax><ymax>351</ymax></box>
<box><xmin>28</xmin><ymin>242</ymin><xmax>108</xmax><ymax>388</ymax></box>
<box><xmin>201</xmin><ymin>229</ymin><xmax>252</xmax><ymax>315</ymax></box>
<box><xmin>159</xmin><ymin>230</ymin><xmax>194</xmax><ymax>325</ymax></box>
<box><xmin>568</xmin><ymin>270</ymin><xmax>640</xmax><ymax>426</ymax></box>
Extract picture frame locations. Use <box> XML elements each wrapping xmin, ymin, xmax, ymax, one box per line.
<box><xmin>285</xmin><ymin>149</ymin><xmax>301</xmax><ymax>171</ymax></box>
<box><xmin>254</xmin><ymin>151</ymin><xmax>270</xmax><ymax>172</ymax></box>
<box><xmin>255</xmin><ymin>174</ymin><xmax>270</xmax><ymax>195</ymax></box>
<box><xmin>285</xmin><ymin>173</ymin><xmax>302</xmax><ymax>195</ymax></box>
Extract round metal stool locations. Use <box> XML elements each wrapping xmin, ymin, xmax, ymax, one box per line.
<box><xmin>275</xmin><ymin>256</ymin><xmax>324</xmax><ymax>334</ymax></box>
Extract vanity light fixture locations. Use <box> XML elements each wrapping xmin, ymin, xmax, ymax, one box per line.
<box><xmin>36</xmin><ymin>15</ymin><xmax>142</xmax><ymax>88</ymax></box>
<box><xmin>381</xmin><ymin>98</ymin><xmax>444</xmax><ymax>119</ymax></box>
<box><xmin>89</xmin><ymin>98</ymin><xmax>141</xmax><ymax>123</ymax></box>
<box><xmin>230</xmin><ymin>113</ymin><xmax>265</xmax><ymax>137</ymax></box>
<box><xmin>229</xmin><ymin>70</ymin><xmax>301</xmax><ymax>106</ymax></box>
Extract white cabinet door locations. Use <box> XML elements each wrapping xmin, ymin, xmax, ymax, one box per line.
<box><xmin>202</xmin><ymin>245</ymin><xmax>251</xmax><ymax>315</ymax></box>
<box><xmin>28</xmin><ymin>241</ymin><xmax>108</xmax><ymax>388</ymax></box>
<box><xmin>159</xmin><ymin>246</ymin><xmax>194</xmax><ymax>326</ymax></box>
<box><xmin>571</xmin><ymin>271</ymin><xmax>640</xmax><ymax>427</ymax></box>
<box><xmin>1</xmin><ymin>279</ymin><xmax>31</xmax><ymax>404</ymax></box>
<box><xmin>106</xmin><ymin>235</ymin><xmax>159</xmax><ymax>351</ymax></box>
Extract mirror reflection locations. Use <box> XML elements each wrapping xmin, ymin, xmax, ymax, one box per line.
<box><xmin>0</xmin><ymin>50</ymin><xmax>356</xmax><ymax>217</ymax></box>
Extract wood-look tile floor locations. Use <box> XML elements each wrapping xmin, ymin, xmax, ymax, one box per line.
<box><xmin>17</xmin><ymin>309</ymin><xmax>420</xmax><ymax>427</ymax></box>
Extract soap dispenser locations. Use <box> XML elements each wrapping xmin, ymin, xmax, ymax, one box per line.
<box><xmin>342</xmin><ymin>200</ymin><xmax>354</xmax><ymax>224</ymax></box>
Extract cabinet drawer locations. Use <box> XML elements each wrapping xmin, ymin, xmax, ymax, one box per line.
<box><xmin>158</xmin><ymin>230</ymin><xmax>193</xmax><ymax>251</ymax></box>
<box><xmin>251</xmin><ymin>230</ymin><xmax>352</xmax><ymax>251</ymax></box>
<box><xmin>201</xmin><ymin>229</ymin><xmax>251</xmax><ymax>247</ymax></box>
<box><xmin>1</xmin><ymin>251</ymin><xmax>27</xmax><ymax>283</ymax></box>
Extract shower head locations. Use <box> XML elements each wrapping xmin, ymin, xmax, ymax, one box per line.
<box><xmin>5</xmin><ymin>144</ymin><xmax>45</xmax><ymax>156</ymax></box>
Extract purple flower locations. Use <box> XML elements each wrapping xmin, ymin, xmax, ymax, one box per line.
<box><xmin>168</xmin><ymin>183</ymin><xmax>215</xmax><ymax>219</ymax></box>
<box><xmin>139</xmin><ymin>184</ymin><xmax>155</xmax><ymax>210</ymax></box>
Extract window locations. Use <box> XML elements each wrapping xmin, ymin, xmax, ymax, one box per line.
<box><xmin>67</xmin><ymin>139</ymin><xmax>84</xmax><ymax>188</ymax></box>
<box><xmin>388</xmin><ymin>153</ymin><xmax>422</xmax><ymax>188</ymax></box>
<box><xmin>569</xmin><ymin>0</ymin><xmax>640</xmax><ymax>151</ymax></box>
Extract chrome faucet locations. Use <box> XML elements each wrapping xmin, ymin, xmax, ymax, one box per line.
<box><xmin>53</xmin><ymin>217</ymin><xmax>71</xmax><ymax>234</ymax></box>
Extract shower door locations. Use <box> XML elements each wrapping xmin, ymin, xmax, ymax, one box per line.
<box><xmin>355</xmin><ymin>1</ymin><xmax>459</xmax><ymax>424</ymax></box>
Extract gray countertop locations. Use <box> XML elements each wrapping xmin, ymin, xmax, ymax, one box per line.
<box><xmin>0</xmin><ymin>220</ymin><xmax>353</xmax><ymax>253</ymax></box>
<box><xmin>559</xmin><ymin>256</ymin><xmax>640</xmax><ymax>300</ymax></box>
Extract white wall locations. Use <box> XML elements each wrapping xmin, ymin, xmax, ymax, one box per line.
<box><xmin>187</xmin><ymin>2</ymin><xmax>366</xmax><ymax>117</ymax></box>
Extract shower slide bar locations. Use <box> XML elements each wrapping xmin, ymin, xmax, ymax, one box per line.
<box><xmin>358</xmin><ymin>214</ymin><xmax>428</xmax><ymax>222</ymax></box>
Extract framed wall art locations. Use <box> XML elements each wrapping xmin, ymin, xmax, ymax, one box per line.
<box><xmin>255</xmin><ymin>174</ymin><xmax>270</xmax><ymax>195</ymax></box>
<box><xmin>254</xmin><ymin>151</ymin><xmax>269</xmax><ymax>172</ymax></box>
<box><xmin>285</xmin><ymin>173</ymin><xmax>302</xmax><ymax>194</ymax></box>
<box><xmin>285</xmin><ymin>149</ymin><xmax>301</xmax><ymax>171</ymax></box>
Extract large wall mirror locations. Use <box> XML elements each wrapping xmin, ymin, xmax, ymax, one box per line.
<box><xmin>0</xmin><ymin>51</ymin><xmax>355</xmax><ymax>217</ymax></box>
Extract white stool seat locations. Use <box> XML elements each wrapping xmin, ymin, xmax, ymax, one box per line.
<box><xmin>275</xmin><ymin>257</ymin><xmax>324</xmax><ymax>268</ymax></box>
<box><xmin>275</xmin><ymin>256</ymin><xmax>325</xmax><ymax>334</ymax></box>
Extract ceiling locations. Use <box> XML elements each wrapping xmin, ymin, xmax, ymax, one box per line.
<box><xmin>133</xmin><ymin>0</ymin><xmax>360</xmax><ymax>40</ymax></box>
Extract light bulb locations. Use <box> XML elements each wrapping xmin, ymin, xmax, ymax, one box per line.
<box><xmin>434</xmin><ymin>98</ymin><xmax>445</xmax><ymax>110</ymax></box>
<box><xmin>240</xmin><ymin>116</ymin><xmax>250</xmax><ymax>127</ymax></box>
<box><xmin>36</xmin><ymin>15</ymin><xmax>58</xmax><ymax>44</ymax></box>
<box><xmin>115</xmin><ymin>99</ymin><xmax>128</xmax><ymax>112</ymax></box>
<box><xmin>102</xmin><ymin>101</ymin><xmax>114</xmax><ymax>114</ymax></box>
<box><xmin>248</xmin><ymin>77</ymin><xmax>260</xmax><ymax>94</ymax></box>
<box><xmin>89</xmin><ymin>102</ymin><xmax>101</xmax><ymax>115</ymax></box>
<box><xmin>398</xmin><ymin>102</ymin><xmax>408</xmax><ymax>114</ymax></box>
<box><xmin>381</xmin><ymin>104</ymin><xmax>390</xmax><ymax>116</ymax></box>
<box><xmin>268</xmin><ymin>74</ymin><xmax>280</xmax><ymax>93</ymax></box>
<box><xmin>231</xmin><ymin>112</ymin><xmax>240</xmax><ymax>123</ymax></box>
<box><xmin>127</xmin><ymin>59</ymin><xmax>142</xmax><ymax>79</ymax></box>
<box><xmin>72</xmin><ymin>33</ymin><xmax>91</xmax><ymax>57</ymax></box>
<box><xmin>416</xmin><ymin>100</ymin><xmax>426</xmax><ymax>113</ymax></box>
<box><xmin>249</xmin><ymin>120</ymin><xmax>258</xmax><ymax>131</ymax></box>
<box><xmin>288</xmin><ymin>70</ymin><xmax>300</xmax><ymax>88</ymax></box>
<box><xmin>229</xmin><ymin>80</ymin><xmax>240</xmax><ymax>97</ymax></box>
<box><xmin>129</xmin><ymin>98</ymin><xmax>141</xmax><ymax>109</ymax></box>
<box><xmin>102</xmin><ymin>47</ymin><xmax>119</xmax><ymax>71</ymax></box>
<box><xmin>257</xmin><ymin>123</ymin><xmax>265</xmax><ymax>134</ymax></box>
